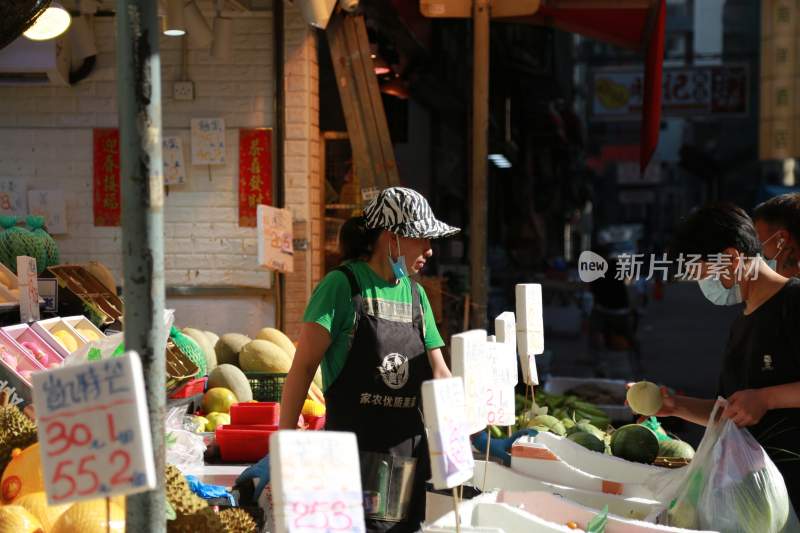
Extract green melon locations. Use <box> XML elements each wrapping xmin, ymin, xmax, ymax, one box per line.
<box><xmin>208</xmin><ymin>364</ymin><xmax>253</xmax><ymax>403</ymax></box>
<box><xmin>610</xmin><ymin>424</ymin><xmax>659</xmax><ymax>464</ymax></box>
<box><xmin>214</xmin><ymin>333</ymin><xmax>251</xmax><ymax>366</ymax></box>
<box><xmin>567</xmin><ymin>431</ymin><xmax>605</xmax><ymax>453</ymax></box>
<box><xmin>658</xmin><ymin>439</ymin><xmax>695</xmax><ymax>460</ymax></box>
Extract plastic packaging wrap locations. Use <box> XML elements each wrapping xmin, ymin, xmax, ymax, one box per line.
<box><xmin>165</xmin><ymin>405</ymin><xmax>206</xmax><ymax>469</ymax></box>
<box><xmin>653</xmin><ymin>399</ymin><xmax>799</xmax><ymax>533</ymax></box>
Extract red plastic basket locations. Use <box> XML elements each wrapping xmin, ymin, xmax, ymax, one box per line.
<box><xmin>216</xmin><ymin>426</ymin><xmax>275</xmax><ymax>462</ymax></box>
<box><xmin>230</xmin><ymin>402</ymin><xmax>280</xmax><ymax>426</ymax></box>
<box><xmin>168</xmin><ymin>377</ymin><xmax>207</xmax><ymax>399</ymax></box>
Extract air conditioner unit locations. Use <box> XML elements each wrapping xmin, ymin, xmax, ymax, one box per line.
<box><xmin>0</xmin><ymin>36</ymin><xmax>70</xmax><ymax>86</ymax></box>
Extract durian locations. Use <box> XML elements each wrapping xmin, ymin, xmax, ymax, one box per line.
<box><xmin>219</xmin><ymin>508</ymin><xmax>258</xmax><ymax>533</ymax></box>
<box><xmin>0</xmin><ymin>401</ymin><xmax>37</xmax><ymax>475</ymax></box>
<box><xmin>165</xmin><ymin>465</ymin><xmax>207</xmax><ymax>516</ymax></box>
<box><xmin>168</xmin><ymin>507</ymin><xmax>225</xmax><ymax>533</ymax></box>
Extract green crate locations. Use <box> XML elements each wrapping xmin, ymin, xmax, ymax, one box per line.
<box><xmin>246</xmin><ymin>372</ymin><xmax>287</xmax><ymax>402</ymax></box>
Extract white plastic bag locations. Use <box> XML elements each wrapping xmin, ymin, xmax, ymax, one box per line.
<box><xmin>165</xmin><ymin>405</ymin><xmax>206</xmax><ymax>469</ymax></box>
<box><xmin>650</xmin><ymin>399</ymin><xmax>799</xmax><ymax>533</ymax></box>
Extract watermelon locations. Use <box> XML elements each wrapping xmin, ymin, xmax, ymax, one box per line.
<box><xmin>610</xmin><ymin>424</ymin><xmax>659</xmax><ymax>464</ymax></box>
<box><xmin>567</xmin><ymin>421</ymin><xmax>606</xmax><ymax>441</ymax></box>
<box><xmin>567</xmin><ymin>431</ymin><xmax>605</xmax><ymax>453</ymax></box>
<box><xmin>658</xmin><ymin>439</ymin><xmax>695</xmax><ymax>460</ymax></box>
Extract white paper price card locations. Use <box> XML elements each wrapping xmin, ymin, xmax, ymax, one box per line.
<box><xmin>32</xmin><ymin>352</ymin><xmax>156</xmax><ymax>505</ymax></box>
<box><xmin>516</xmin><ymin>284</ymin><xmax>544</xmax><ymax>361</ymax></box>
<box><xmin>421</xmin><ymin>377</ymin><xmax>475</xmax><ymax>490</ymax></box>
<box><xmin>191</xmin><ymin>118</ymin><xmax>226</xmax><ymax>166</ymax></box>
<box><xmin>485</xmin><ymin>342</ymin><xmax>517</xmax><ymax>426</ymax></box>
<box><xmin>450</xmin><ymin>330</ymin><xmax>489</xmax><ymax>434</ymax></box>
<box><xmin>17</xmin><ymin>256</ymin><xmax>39</xmax><ymax>323</ymax></box>
<box><xmin>270</xmin><ymin>431</ymin><xmax>365</xmax><ymax>533</ymax></box>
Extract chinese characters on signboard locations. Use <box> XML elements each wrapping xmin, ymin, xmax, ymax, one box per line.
<box><xmin>92</xmin><ymin>129</ymin><xmax>120</xmax><ymax>227</ymax></box>
<box><xmin>257</xmin><ymin>205</ymin><xmax>293</xmax><ymax>273</ymax></box>
<box><xmin>162</xmin><ymin>136</ymin><xmax>186</xmax><ymax>185</ymax></box>
<box><xmin>239</xmin><ymin>129</ymin><xmax>273</xmax><ymax>227</ymax></box>
<box><xmin>32</xmin><ymin>352</ymin><xmax>156</xmax><ymax>506</ymax></box>
<box><xmin>191</xmin><ymin>118</ymin><xmax>226</xmax><ymax>166</ymax></box>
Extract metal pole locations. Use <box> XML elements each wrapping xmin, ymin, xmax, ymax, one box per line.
<box><xmin>470</xmin><ymin>0</ymin><xmax>490</xmax><ymax>329</ymax></box>
<box><xmin>273</xmin><ymin>0</ymin><xmax>285</xmax><ymax>330</ymax></box>
<box><xmin>116</xmin><ymin>0</ymin><xmax>166</xmax><ymax>530</ymax></box>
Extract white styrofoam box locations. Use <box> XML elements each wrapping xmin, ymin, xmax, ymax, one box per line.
<box><xmin>2</xmin><ymin>324</ymin><xmax>63</xmax><ymax>367</ymax></box>
<box><xmin>32</xmin><ymin>317</ymin><xmax>87</xmax><ymax>358</ymax></box>
<box><xmin>535</xmin><ymin>432</ymin><xmax>662</xmax><ymax>486</ymax></box>
<box><xmin>544</xmin><ymin>377</ymin><xmax>633</xmax><ymax>422</ymax></box>
<box><xmin>62</xmin><ymin>315</ymin><xmax>105</xmax><ymax>343</ymax></box>
<box><xmin>496</xmin><ymin>493</ymin><xmax>717</xmax><ymax>533</ymax></box>
<box><xmin>509</xmin><ymin>438</ymin><xmax>655</xmax><ymax>500</ymax></box>
<box><xmin>471</xmin><ymin>460</ymin><xmax>665</xmax><ymax>523</ymax></box>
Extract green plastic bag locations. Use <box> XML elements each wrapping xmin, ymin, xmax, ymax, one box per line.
<box><xmin>26</xmin><ymin>215</ymin><xmax>59</xmax><ymax>271</ymax></box>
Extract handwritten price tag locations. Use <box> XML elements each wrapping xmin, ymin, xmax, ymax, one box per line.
<box><xmin>516</xmin><ymin>284</ymin><xmax>544</xmax><ymax>382</ymax></box>
<box><xmin>17</xmin><ymin>256</ymin><xmax>39</xmax><ymax>323</ymax></box>
<box><xmin>257</xmin><ymin>205</ymin><xmax>294</xmax><ymax>273</ymax></box>
<box><xmin>450</xmin><ymin>330</ymin><xmax>489</xmax><ymax>434</ymax></box>
<box><xmin>422</xmin><ymin>377</ymin><xmax>475</xmax><ymax>489</ymax></box>
<box><xmin>31</xmin><ymin>352</ymin><xmax>156</xmax><ymax>505</ymax></box>
<box><xmin>270</xmin><ymin>431</ymin><xmax>365</xmax><ymax>533</ymax></box>
<box><xmin>191</xmin><ymin>118</ymin><xmax>226</xmax><ymax>166</ymax></box>
<box><xmin>485</xmin><ymin>342</ymin><xmax>517</xmax><ymax>426</ymax></box>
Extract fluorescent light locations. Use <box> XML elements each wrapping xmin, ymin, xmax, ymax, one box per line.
<box><xmin>24</xmin><ymin>1</ymin><xmax>72</xmax><ymax>41</ymax></box>
<box><xmin>164</xmin><ymin>0</ymin><xmax>186</xmax><ymax>36</ymax></box>
<box><xmin>489</xmin><ymin>154</ymin><xmax>512</xmax><ymax>168</ymax></box>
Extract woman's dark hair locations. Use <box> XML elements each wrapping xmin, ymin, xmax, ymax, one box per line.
<box><xmin>753</xmin><ymin>193</ymin><xmax>800</xmax><ymax>244</ymax></box>
<box><xmin>339</xmin><ymin>216</ymin><xmax>383</xmax><ymax>261</ymax></box>
<box><xmin>669</xmin><ymin>203</ymin><xmax>761</xmax><ymax>260</ymax></box>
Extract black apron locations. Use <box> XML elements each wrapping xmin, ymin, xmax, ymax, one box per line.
<box><xmin>325</xmin><ymin>266</ymin><xmax>432</xmax><ymax>533</ymax></box>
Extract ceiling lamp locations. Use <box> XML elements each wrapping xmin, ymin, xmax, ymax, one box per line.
<box><xmin>23</xmin><ymin>1</ymin><xmax>71</xmax><ymax>41</ymax></box>
<box><xmin>184</xmin><ymin>0</ymin><xmax>213</xmax><ymax>49</ymax></box>
<box><xmin>373</xmin><ymin>56</ymin><xmax>391</xmax><ymax>76</ymax></box>
<box><xmin>164</xmin><ymin>0</ymin><xmax>186</xmax><ymax>36</ymax></box>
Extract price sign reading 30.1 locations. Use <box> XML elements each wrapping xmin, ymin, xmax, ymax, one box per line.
<box><xmin>31</xmin><ymin>352</ymin><xmax>156</xmax><ymax>505</ymax></box>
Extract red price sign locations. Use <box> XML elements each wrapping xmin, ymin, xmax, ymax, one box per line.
<box><xmin>32</xmin><ymin>353</ymin><xmax>155</xmax><ymax>506</ymax></box>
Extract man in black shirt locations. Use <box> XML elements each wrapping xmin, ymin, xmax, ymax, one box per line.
<box><xmin>663</xmin><ymin>203</ymin><xmax>800</xmax><ymax>511</ymax></box>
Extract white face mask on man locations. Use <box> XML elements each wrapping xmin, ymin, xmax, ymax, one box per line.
<box><xmin>761</xmin><ymin>231</ymin><xmax>785</xmax><ymax>271</ymax></box>
<box><xmin>698</xmin><ymin>277</ymin><xmax>743</xmax><ymax>306</ymax></box>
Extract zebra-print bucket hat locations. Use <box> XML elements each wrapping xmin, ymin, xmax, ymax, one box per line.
<box><xmin>363</xmin><ymin>187</ymin><xmax>460</xmax><ymax>239</ymax></box>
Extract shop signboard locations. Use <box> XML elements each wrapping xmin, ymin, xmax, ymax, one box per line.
<box><xmin>590</xmin><ymin>65</ymin><xmax>749</xmax><ymax>120</ymax></box>
<box><xmin>28</xmin><ymin>189</ymin><xmax>67</xmax><ymax>235</ymax></box>
<box><xmin>421</xmin><ymin>377</ymin><xmax>475</xmax><ymax>490</ymax></box>
<box><xmin>257</xmin><ymin>205</ymin><xmax>294</xmax><ymax>273</ymax></box>
<box><xmin>31</xmin><ymin>351</ymin><xmax>156</xmax><ymax>505</ymax></box>
<box><xmin>92</xmin><ymin>129</ymin><xmax>120</xmax><ymax>227</ymax></box>
<box><xmin>162</xmin><ymin>136</ymin><xmax>186</xmax><ymax>186</ymax></box>
<box><xmin>191</xmin><ymin>118</ymin><xmax>226</xmax><ymax>166</ymax></box>
<box><xmin>270</xmin><ymin>431</ymin><xmax>365</xmax><ymax>533</ymax></box>
<box><xmin>450</xmin><ymin>329</ymin><xmax>489</xmax><ymax>434</ymax></box>
<box><xmin>239</xmin><ymin>128</ymin><xmax>273</xmax><ymax>227</ymax></box>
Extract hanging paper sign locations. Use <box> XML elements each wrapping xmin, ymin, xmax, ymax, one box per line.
<box><xmin>0</xmin><ymin>178</ymin><xmax>27</xmax><ymax>217</ymax></box>
<box><xmin>191</xmin><ymin>118</ymin><xmax>226</xmax><ymax>166</ymax></box>
<box><xmin>485</xmin><ymin>342</ymin><xmax>517</xmax><ymax>426</ymax></box>
<box><xmin>270</xmin><ymin>430</ymin><xmax>365</xmax><ymax>533</ymax></box>
<box><xmin>162</xmin><ymin>136</ymin><xmax>186</xmax><ymax>185</ymax></box>
<box><xmin>515</xmin><ymin>284</ymin><xmax>545</xmax><ymax>384</ymax></box>
<box><xmin>257</xmin><ymin>205</ymin><xmax>294</xmax><ymax>273</ymax></box>
<box><xmin>92</xmin><ymin>129</ymin><xmax>120</xmax><ymax>227</ymax></box>
<box><xmin>28</xmin><ymin>190</ymin><xmax>67</xmax><ymax>235</ymax></box>
<box><xmin>422</xmin><ymin>377</ymin><xmax>475</xmax><ymax>490</ymax></box>
<box><xmin>239</xmin><ymin>128</ymin><xmax>273</xmax><ymax>227</ymax></box>
<box><xmin>32</xmin><ymin>351</ymin><xmax>157</xmax><ymax>505</ymax></box>
<box><xmin>451</xmin><ymin>329</ymin><xmax>489</xmax><ymax>434</ymax></box>
<box><xmin>17</xmin><ymin>256</ymin><xmax>39</xmax><ymax>323</ymax></box>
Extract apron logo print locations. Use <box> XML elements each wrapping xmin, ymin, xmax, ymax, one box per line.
<box><xmin>378</xmin><ymin>353</ymin><xmax>409</xmax><ymax>389</ymax></box>
<box><xmin>762</xmin><ymin>354</ymin><xmax>774</xmax><ymax>371</ymax></box>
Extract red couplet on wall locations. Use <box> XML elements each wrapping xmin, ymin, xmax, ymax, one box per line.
<box><xmin>239</xmin><ymin>128</ymin><xmax>273</xmax><ymax>227</ymax></box>
<box><xmin>93</xmin><ymin>129</ymin><xmax>121</xmax><ymax>227</ymax></box>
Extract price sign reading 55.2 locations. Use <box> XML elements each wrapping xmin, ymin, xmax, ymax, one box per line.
<box><xmin>32</xmin><ymin>352</ymin><xmax>156</xmax><ymax>506</ymax></box>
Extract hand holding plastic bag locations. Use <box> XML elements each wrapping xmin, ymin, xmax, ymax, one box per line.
<box><xmin>659</xmin><ymin>399</ymin><xmax>799</xmax><ymax>533</ymax></box>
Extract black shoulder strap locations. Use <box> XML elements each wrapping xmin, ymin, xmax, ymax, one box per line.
<box><xmin>335</xmin><ymin>265</ymin><xmax>360</xmax><ymax>297</ymax></box>
<box><xmin>410</xmin><ymin>280</ymin><xmax>423</xmax><ymax>327</ymax></box>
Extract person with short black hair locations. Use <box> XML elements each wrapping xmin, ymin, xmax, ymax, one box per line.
<box><xmin>753</xmin><ymin>193</ymin><xmax>800</xmax><ymax>278</ymax></box>
<box><xmin>661</xmin><ymin>203</ymin><xmax>800</xmax><ymax>509</ymax></box>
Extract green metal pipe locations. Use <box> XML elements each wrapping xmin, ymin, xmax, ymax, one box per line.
<box><xmin>115</xmin><ymin>0</ymin><xmax>166</xmax><ymax>530</ymax></box>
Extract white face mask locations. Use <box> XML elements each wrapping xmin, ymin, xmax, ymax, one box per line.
<box><xmin>762</xmin><ymin>231</ymin><xmax>785</xmax><ymax>271</ymax></box>
<box><xmin>698</xmin><ymin>277</ymin><xmax>743</xmax><ymax>306</ymax></box>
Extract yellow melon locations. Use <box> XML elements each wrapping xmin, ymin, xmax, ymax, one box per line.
<box><xmin>75</xmin><ymin>327</ymin><xmax>100</xmax><ymax>342</ymax></box>
<box><xmin>2</xmin><ymin>443</ymin><xmax>45</xmax><ymax>505</ymax></box>
<box><xmin>14</xmin><ymin>492</ymin><xmax>69</xmax><ymax>533</ymax></box>
<box><xmin>183</xmin><ymin>328</ymin><xmax>217</xmax><ymax>373</ymax></box>
<box><xmin>255</xmin><ymin>328</ymin><xmax>296</xmax><ymax>358</ymax></box>
<box><xmin>51</xmin><ymin>330</ymin><xmax>78</xmax><ymax>353</ymax></box>
<box><xmin>238</xmin><ymin>340</ymin><xmax>292</xmax><ymax>373</ymax></box>
<box><xmin>0</xmin><ymin>505</ymin><xmax>43</xmax><ymax>533</ymax></box>
<box><xmin>51</xmin><ymin>500</ymin><xmax>124</xmax><ymax>533</ymax></box>
<box><xmin>626</xmin><ymin>381</ymin><xmax>663</xmax><ymax>416</ymax></box>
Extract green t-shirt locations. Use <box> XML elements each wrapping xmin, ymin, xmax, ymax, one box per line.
<box><xmin>303</xmin><ymin>261</ymin><xmax>445</xmax><ymax>391</ymax></box>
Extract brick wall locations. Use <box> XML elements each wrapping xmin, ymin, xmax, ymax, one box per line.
<box><xmin>0</xmin><ymin>2</ymin><xmax>319</xmax><ymax>338</ymax></box>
